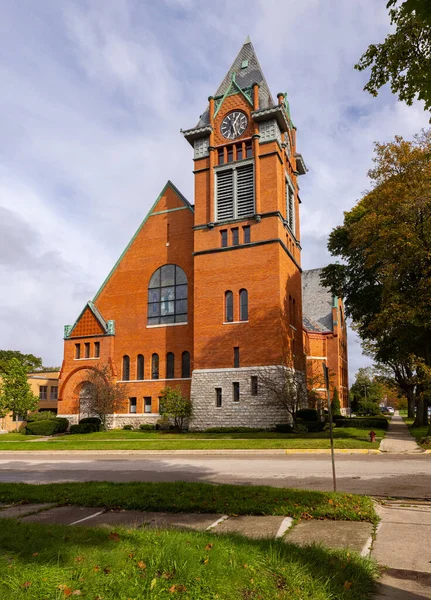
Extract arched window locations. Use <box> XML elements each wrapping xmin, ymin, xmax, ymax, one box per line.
<box><xmin>148</xmin><ymin>264</ymin><xmax>188</xmax><ymax>325</ymax></box>
<box><xmin>166</xmin><ymin>352</ymin><xmax>175</xmax><ymax>379</ymax></box>
<box><xmin>182</xmin><ymin>351</ymin><xmax>191</xmax><ymax>378</ymax></box>
<box><xmin>122</xmin><ymin>355</ymin><xmax>130</xmax><ymax>381</ymax></box>
<box><xmin>225</xmin><ymin>291</ymin><xmax>233</xmax><ymax>322</ymax></box>
<box><xmin>151</xmin><ymin>353</ymin><xmax>159</xmax><ymax>380</ymax></box>
<box><xmin>239</xmin><ymin>289</ymin><xmax>248</xmax><ymax>321</ymax></box>
<box><xmin>137</xmin><ymin>354</ymin><xmax>144</xmax><ymax>380</ymax></box>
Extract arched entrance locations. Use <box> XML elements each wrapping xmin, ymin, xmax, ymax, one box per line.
<box><xmin>78</xmin><ymin>381</ymin><xmax>95</xmax><ymax>419</ymax></box>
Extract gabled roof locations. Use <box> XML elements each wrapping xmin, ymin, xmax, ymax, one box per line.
<box><xmin>195</xmin><ymin>37</ymin><xmax>275</xmax><ymax>128</ymax></box>
<box><xmin>93</xmin><ymin>181</ymin><xmax>192</xmax><ymax>302</ymax></box>
<box><xmin>65</xmin><ymin>301</ymin><xmax>109</xmax><ymax>339</ymax></box>
<box><xmin>302</xmin><ymin>268</ymin><xmax>335</xmax><ymax>333</ymax></box>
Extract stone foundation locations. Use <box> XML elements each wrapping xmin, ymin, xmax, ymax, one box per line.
<box><xmin>189</xmin><ymin>367</ymin><xmax>294</xmax><ymax>431</ymax></box>
<box><xmin>57</xmin><ymin>413</ymin><xmax>160</xmax><ymax>429</ymax></box>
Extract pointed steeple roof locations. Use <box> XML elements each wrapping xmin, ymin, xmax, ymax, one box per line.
<box><xmin>194</xmin><ymin>37</ymin><xmax>274</xmax><ymax>128</ymax></box>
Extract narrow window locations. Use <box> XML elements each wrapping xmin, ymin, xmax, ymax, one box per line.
<box><xmin>50</xmin><ymin>386</ymin><xmax>58</xmax><ymax>400</ymax></box>
<box><xmin>182</xmin><ymin>351</ymin><xmax>191</xmax><ymax>378</ymax></box>
<box><xmin>39</xmin><ymin>386</ymin><xmax>47</xmax><ymax>400</ymax></box>
<box><xmin>232</xmin><ymin>228</ymin><xmax>239</xmax><ymax>246</ymax></box>
<box><xmin>144</xmin><ymin>397</ymin><xmax>152</xmax><ymax>413</ymax></box>
<box><xmin>152</xmin><ymin>353</ymin><xmax>159</xmax><ymax>379</ymax></box>
<box><xmin>129</xmin><ymin>397</ymin><xmax>137</xmax><ymax>414</ymax></box>
<box><xmin>233</xmin><ymin>382</ymin><xmax>240</xmax><ymax>402</ymax></box>
<box><xmin>245</xmin><ymin>141</ymin><xmax>253</xmax><ymax>158</ymax></box>
<box><xmin>239</xmin><ymin>289</ymin><xmax>248</xmax><ymax>321</ymax></box>
<box><xmin>292</xmin><ymin>298</ymin><xmax>296</xmax><ymax>328</ymax></box>
<box><xmin>94</xmin><ymin>342</ymin><xmax>100</xmax><ymax>358</ymax></box>
<box><xmin>215</xmin><ymin>388</ymin><xmax>222</xmax><ymax>407</ymax></box>
<box><xmin>234</xmin><ymin>347</ymin><xmax>240</xmax><ymax>368</ymax></box>
<box><xmin>122</xmin><ymin>355</ymin><xmax>130</xmax><ymax>381</ymax></box>
<box><xmin>75</xmin><ymin>344</ymin><xmax>81</xmax><ymax>359</ymax></box>
<box><xmin>218</xmin><ymin>148</ymin><xmax>224</xmax><ymax>165</ymax></box>
<box><xmin>216</xmin><ymin>169</ymin><xmax>234</xmax><ymax>220</ymax></box>
<box><xmin>84</xmin><ymin>342</ymin><xmax>90</xmax><ymax>358</ymax></box>
<box><xmin>243</xmin><ymin>225</ymin><xmax>250</xmax><ymax>244</ymax></box>
<box><xmin>227</xmin><ymin>146</ymin><xmax>233</xmax><ymax>162</ymax></box>
<box><xmin>225</xmin><ymin>291</ymin><xmax>234</xmax><ymax>322</ymax></box>
<box><xmin>236</xmin><ymin>144</ymin><xmax>243</xmax><ymax>160</ymax></box>
<box><xmin>221</xmin><ymin>229</ymin><xmax>228</xmax><ymax>247</ymax></box>
<box><xmin>251</xmin><ymin>376</ymin><xmax>258</xmax><ymax>396</ymax></box>
<box><xmin>166</xmin><ymin>352</ymin><xmax>175</xmax><ymax>379</ymax></box>
<box><xmin>137</xmin><ymin>354</ymin><xmax>144</xmax><ymax>380</ymax></box>
<box><xmin>286</xmin><ymin>180</ymin><xmax>295</xmax><ymax>233</ymax></box>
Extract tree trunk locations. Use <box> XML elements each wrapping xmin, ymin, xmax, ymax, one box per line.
<box><xmin>413</xmin><ymin>393</ymin><xmax>427</xmax><ymax>427</ymax></box>
<box><xmin>407</xmin><ymin>387</ymin><xmax>416</xmax><ymax>418</ymax></box>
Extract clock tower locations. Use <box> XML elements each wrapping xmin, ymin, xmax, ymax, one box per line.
<box><xmin>182</xmin><ymin>37</ymin><xmax>307</xmax><ymax>429</ymax></box>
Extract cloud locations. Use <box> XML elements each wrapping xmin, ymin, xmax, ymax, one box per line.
<box><xmin>0</xmin><ymin>0</ymin><xmax>429</xmax><ymax>384</ymax></box>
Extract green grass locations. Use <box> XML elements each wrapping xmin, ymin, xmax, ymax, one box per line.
<box><xmin>0</xmin><ymin>519</ymin><xmax>378</xmax><ymax>600</ymax></box>
<box><xmin>0</xmin><ymin>427</ymin><xmax>385</xmax><ymax>450</ymax></box>
<box><xmin>403</xmin><ymin>417</ymin><xmax>429</xmax><ymax>446</ymax></box>
<box><xmin>0</xmin><ymin>481</ymin><xmax>378</xmax><ymax>522</ymax></box>
<box><xmin>0</xmin><ymin>433</ymin><xmax>41</xmax><ymax>441</ymax></box>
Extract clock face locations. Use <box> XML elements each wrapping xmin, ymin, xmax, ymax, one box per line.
<box><xmin>221</xmin><ymin>111</ymin><xmax>248</xmax><ymax>140</ymax></box>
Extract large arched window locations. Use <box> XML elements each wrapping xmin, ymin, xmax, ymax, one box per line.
<box><xmin>148</xmin><ymin>264</ymin><xmax>188</xmax><ymax>325</ymax></box>
<box><xmin>182</xmin><ymin>351</ymin><xmax>191</xmax><ymax>378</ymax></box>
<box><xmin>122</xmin><ymin>355</ymin><xmax>130</xmax><ymax>381</ymax></box>
<box><xmin>151</xmin><ymin>353</ymin><xmax>159</xmax><ymax>380</ymax></box>
<box><xmin>137</xmin><ymin>354</ymin><xmax>144</xmax><ymax>380</ymax></box>
<box><xmin>166</xmin><ymin>352</ymin><xmax>175</xmax><ymax>379</ymax></box>
<box><xmin>239</xmin><ymin>289</ymin><xmax>248</xmax><ymax>321</ymax></box>
<box><xmin>225</xmin><ymin>291</ymin><xmax>233</xmax><ymax>322</ymax></box>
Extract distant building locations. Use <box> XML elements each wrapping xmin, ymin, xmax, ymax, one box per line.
<box><xmin>302</xmin><ymin>269</ymin><xmax>349</xmax><ymax>411</ymax></box>
<box><xmin>0</xmin><ymin>371</ymin><xmax>59</xmax><ymax>432</ymax></box>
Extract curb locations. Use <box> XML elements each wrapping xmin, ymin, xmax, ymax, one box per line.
<box><xmin>0</xmin><ymin>448</ymin><xmax>383</xmax><ymax>456</ymax></box>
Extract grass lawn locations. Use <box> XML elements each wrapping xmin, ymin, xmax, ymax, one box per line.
<box><xmin>0</xmin><ymin>519</ymin><xmax>378</xmax><ymax>600</ymax></box>
<box><xmin>0</xmin><ymin>481</ymin><xmax>378</xmax><ymax>522</ymax></box>
<box><xmin>403</xmin><ymin>417</ymin><xmax>429</xmax><ymax>446</ymax></box>
<box><xmin>0</xmin><ymin>427</ymin><xmax>385</xmax><ymax>451</ymax></box>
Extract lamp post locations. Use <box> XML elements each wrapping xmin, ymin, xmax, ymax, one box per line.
<box><xmin>322</xmin><ymin>363</ymin><xmax>337</xmax><ymax>492</ymax></box>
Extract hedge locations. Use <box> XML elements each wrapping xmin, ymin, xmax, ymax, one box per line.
<box><xmin>79</xmin><ymin>417</ymin><xmax>101</xmax><ymax>426</ymax></box>
<box><xmin>204</xmin><ymin>427</ymin><xmax>267</xmax><ymax>433</ymax></box>
<box><xmin>26</xmin><ymin>411</ymin><xmax>57</xmax><ymax>423</ymax></box>
<box><xmin>275</xmin><ymin>424</ymin><xmax>293</xmax><ymax>433</ymax></box>
<box><xmin>70</xmin><ymin>423</ymin><xmax>99</xmax><ymax>434</ymax></box>
<box><xmin>295</xmin><ymin>409</ymin><xmax>319</xmax><ymax>422</ymax></box>
<box><xmin>25</xmin><ymin>417</ymin><xmax>69</xmax><ymax>436</ymax></box>
<box><xmin>139</xmin><ymin>424</ymin><xmax>157</xmax><ymax>431</ymax></box>
<box><xmin>334</xmin><ymin>417</ymin><xmax>389</xmax><ymax>430</ymax></box>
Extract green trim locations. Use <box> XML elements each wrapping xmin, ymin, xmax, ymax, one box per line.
<box><xmin>214</xmin><ymin>74</ymin><xmax>253</xmax><ymax>118</ymax></box>
<box><xmin>93</xmin><ymin>181</ymin><xmax>193</xmax><ymax>302</ymax></box>
<box><xmin>333</xmin><ymin>295</ymin><xmax>339</xmax><ymax>308</ymax></box>
<box><xmin>66</xmin><ymin>300</ymin><xmax>108</xmax><ymax>339</ymax></box>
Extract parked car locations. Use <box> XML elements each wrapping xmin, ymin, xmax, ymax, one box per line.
<box><xmin>387</xmin><ymin>406</ymin><xmax>395</xmax><ymax>415</ymax></box>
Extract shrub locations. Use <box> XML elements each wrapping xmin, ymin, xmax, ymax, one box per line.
<box><xmin>335</xmin><ymin>417</ymin><xmax>389</xmax><ymax>430</ymax></box>
<box><xmin>122</xmin><ymin>424</ymin><xmax>134</xmax><ymax>430</ymax></box>
<box><xmin>420</xmin><ymin>436</ymin><xmax>431</xmax><ymax>447</ymax></box>
<box><xmin>25</xmin><ymin>417</ymin><xmax>69</xmax><ymax>436</ymax></box>
<box><xmin>275</xmin><ymin>424</ymin><xmax>293</xmax><ymax>433</ymax></box>
<box><xmin>293</xmin><ymin>423</ymin><xmax>308</xmax><ymax>434</ymax></box>
<box><xmin>295</xmin><ymin>409</ymin><xmax>319</xmax><ymax>422</ymax></box>
<box><xmin>26</xmin><ymin>411</ymin><xmax>57</xmax><ymax>422</ymax></box>
<box><xmin>305</xmin><ymin>421</ymin><xmax>326</xmax><ymax>433</ymax></box>
<box><xmin>70</xmin><ymin>423</ymin><xmax>98</xmax><ymax>434</ymax></box>
<box><xmin>331</xmin><ymin>388</ymin><xmax>341</xmax><ymax>416</ymax></box>
<box><xmin>159</xmin><ymin>387</ymin><xmax>192</xmax><ymax>432</ymax></box>
<box><xmin>139</xmin><ymin>423</ymin><xmax>157</xmax><ymax>431</ymax></box>
<box><xmin>204</xmin><ymin>427</ymin><xmax>267</xmax><ymax>433</ymax></box>
<box><xmin>79</xmin><ymin>417</ymin><xmax>101</xmax><ymax>426</ymax></box>
<box><xmin>357</xmin><ymin>399</ymin><xmax>381</xmax><ymax>416</ymax></box>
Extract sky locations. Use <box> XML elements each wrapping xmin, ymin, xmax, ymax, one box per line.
<box><xmin>0</xmin><ymin>0</ymin><xmax>429</xmax><ymax>382</ymax></box>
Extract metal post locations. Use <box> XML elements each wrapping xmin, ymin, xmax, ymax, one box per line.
<box><xmin>323</xmin><ymin>363</ymin><xmax>337</xmax><ymax>492</ymax></box>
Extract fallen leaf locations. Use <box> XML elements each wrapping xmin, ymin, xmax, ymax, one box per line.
<box><xmin>64</xmin><ymin>588</ymin><xmax>73</xmax><ymax>597</ymax></box>
<box><xmin>72</xmin><ymin>592</ymin><xmax>82</xmax><ymax>596</ymax></box>
<box><xmin>243</xmin><ymin>564</ymin><xmax>248</xmax><ymax>569</ymax></box>
<box><xmin>128</xmin><ymin>553</ymin><xmax>135</xmax><ymax>559</ymax></box>
<box><xmin>163</xmin><ymin>571</ymin><xmax>175</xmax><ymax>580</ymax></box>
<box><xmin>74</xmin><ymin>556</ymin><xmax>84</xmax><ymax>562</ymax></box>
<box><xmin>93</xmin><ymin>566</ymin><xmax>100</xmax><ymax>572</ymax></box>
<box><xmin>32</xmin><ymin>553</ymin><xmax>39</xmax><ymax>557</ymax></box>
<box><xmin>108</xmin><ymin>532</ymin><xmax>120</xmax><ymax>542</ymax></box>
<box><xmin>137</xmin><ymin>561</ymin><xmax>147</xmax><ymax>569</ymax></box>
<box><xmin>150</xmin><ymin>578</ymin><xmax>157</xmax><ymax>590</ymax></box>
<box><xmin>169</xmin><ymin>584</ymin><xmax>187</xmax><ymax>593</ymax></box>
<box><xmin>343</xmin><ymin>581</ymin><xmax>352</xmax><ymax>590</ymax></box>
<box><xmin>204</xmin><ymin>543</ymin><xmax>213</xmax><ymax>551</ymax></box>
<box><xmin>203</xmin><ymin>558</ymin><xmax>209</xmax><ymax>565</ymax></box>
<box><xmin>103</xmin><ymin>567</ymin><xmax>111</xmax><ymax>575</ymax></box>
<box><xmin>21</xmin><ymin>582</ymin><xmax>32</xmax><ymax>588</ymax></box>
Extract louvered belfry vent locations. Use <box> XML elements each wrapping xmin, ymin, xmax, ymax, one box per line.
<box><xmin>216</xmin><ymin>161</ymin><xmax>254</xmax><ymax>221</ymax></box>
<box><xmin>216</xmin><ymin>170</ymin><xmax>234</xmax><ymax>220</ymax></box>
<box><xmin>236</xmin><ymin>164</ymin><xmax>254</xmax><ymax>218</ymax></box>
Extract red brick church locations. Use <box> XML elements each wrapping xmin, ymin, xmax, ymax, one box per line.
<box><xmin>58</xmin><ymin>38</ymin><xmax>348</xmax><ymax>428</ymax></box>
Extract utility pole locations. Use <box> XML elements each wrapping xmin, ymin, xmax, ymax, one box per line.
<box><xmin>323</xmin><ymin>363</ymin><xmax>337</xmax><ymax>492</ymax></box>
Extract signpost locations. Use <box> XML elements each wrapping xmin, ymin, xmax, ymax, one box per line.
<box><xmin>322</xmin><ymin>363</ymin><xmax>337</xmax><ymax>492</ymax></box>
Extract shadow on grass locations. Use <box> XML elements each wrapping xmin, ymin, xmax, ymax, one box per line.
<box><xmin>0</xmin><ymin>518</ymin><xmax>378</xmax><ymax>600</ymax></box>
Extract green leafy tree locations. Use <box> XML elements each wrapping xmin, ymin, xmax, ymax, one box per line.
<box><xmin>159</xmin><ymin>387</ymin><xmax>193</xmax><ymax>433</ymax></box>
<box><xmin>0</xmin><ymin>350</ymin><xmax>43</xmax><ymax>374</ymax></box>
<box><xmin>331</xmin><ymin>387</ymin><xmax>341</xmax><ymax>416</ymax></box>
<box><xmin>0</xmin><ymin>359</ymin><xmax>39</xmax><ymax>428</ymax></box>
<box><xmin>84</xmin><ymin>365</ymin><xmax>128</xmax><ymax>429</ymax></box>
<box><xmin>355</xmin><ymin>2</ymin><xmax>431</xmax><ymax>119</ymax></box>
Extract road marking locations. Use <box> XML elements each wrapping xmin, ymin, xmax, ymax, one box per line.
<box><xmin>69</xmin><ymin>510</ymin><xmax>105</xmax><ymax>526</ymax></box>
<box><xmin>360</xmin><ymin>522</ymin><xmax>382</xmax><ymax>556</ymax></box>
<box><xmin>206</xmin><ymin>515</ymin><xmax>229</xmax><ymax>530</ymax></box>
<box><xmin>275</xmin><ymin>517</ymin><xmax>294</xmax><ymax>538</ymax></box>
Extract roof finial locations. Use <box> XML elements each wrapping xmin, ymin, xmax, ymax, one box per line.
<box><xmin>244</xmin><ymin>35</ymin><xmax>251</xmax><ymax>44</ymax></box>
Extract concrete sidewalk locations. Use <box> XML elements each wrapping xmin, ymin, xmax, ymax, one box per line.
<box><xmin>379</xmin><ymin>413</ymin><xmax>422</xmax><ymax>454</ymax></box>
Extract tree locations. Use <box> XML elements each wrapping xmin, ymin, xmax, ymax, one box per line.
<box><xmin>331</xmin><ymin>387</ymin><xmax>341</xmax><ymax>416</ymax></box>
<box><xmin>0</xmin><ymin>350</ymin><xmax>43</xmax><ymax>374</ymax></box>
<box><xmin>83</xmin><ymin>365</ymin><xmax>128</xmax><ymax>429</ymax></box>
<box><xmin>321</xmin><ymin>131</ymin><xmax>431</xmax><ymax>427</ymax></box>
<box><xmin>159</xmin><ymin>387</ymin><xmax>192</xmax><ymax>433</ymax></box>
<box><xmin>350</xmin><ymin>368</ymin><xmax>384</xmax><ymax>414</ymax></box>
<box><xmin>355</xmin><ymin>2</ymin><xmax>431</xmax><ymax>119</ymax></box>
<box><xmin>0</xmin><ymin>358</ymin><xmax>39</xmax><ymax>428</ymax></box>
<box><xmin>258</xmin><ymin>365</ymin><xmax>306</xmax><ymax>424</ymax></box>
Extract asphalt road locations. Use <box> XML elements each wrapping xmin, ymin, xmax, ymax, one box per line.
<box><xmin>0</xmin><ymin>452</ymin><xmax>430</xmax><ymax>497</ymax></box>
